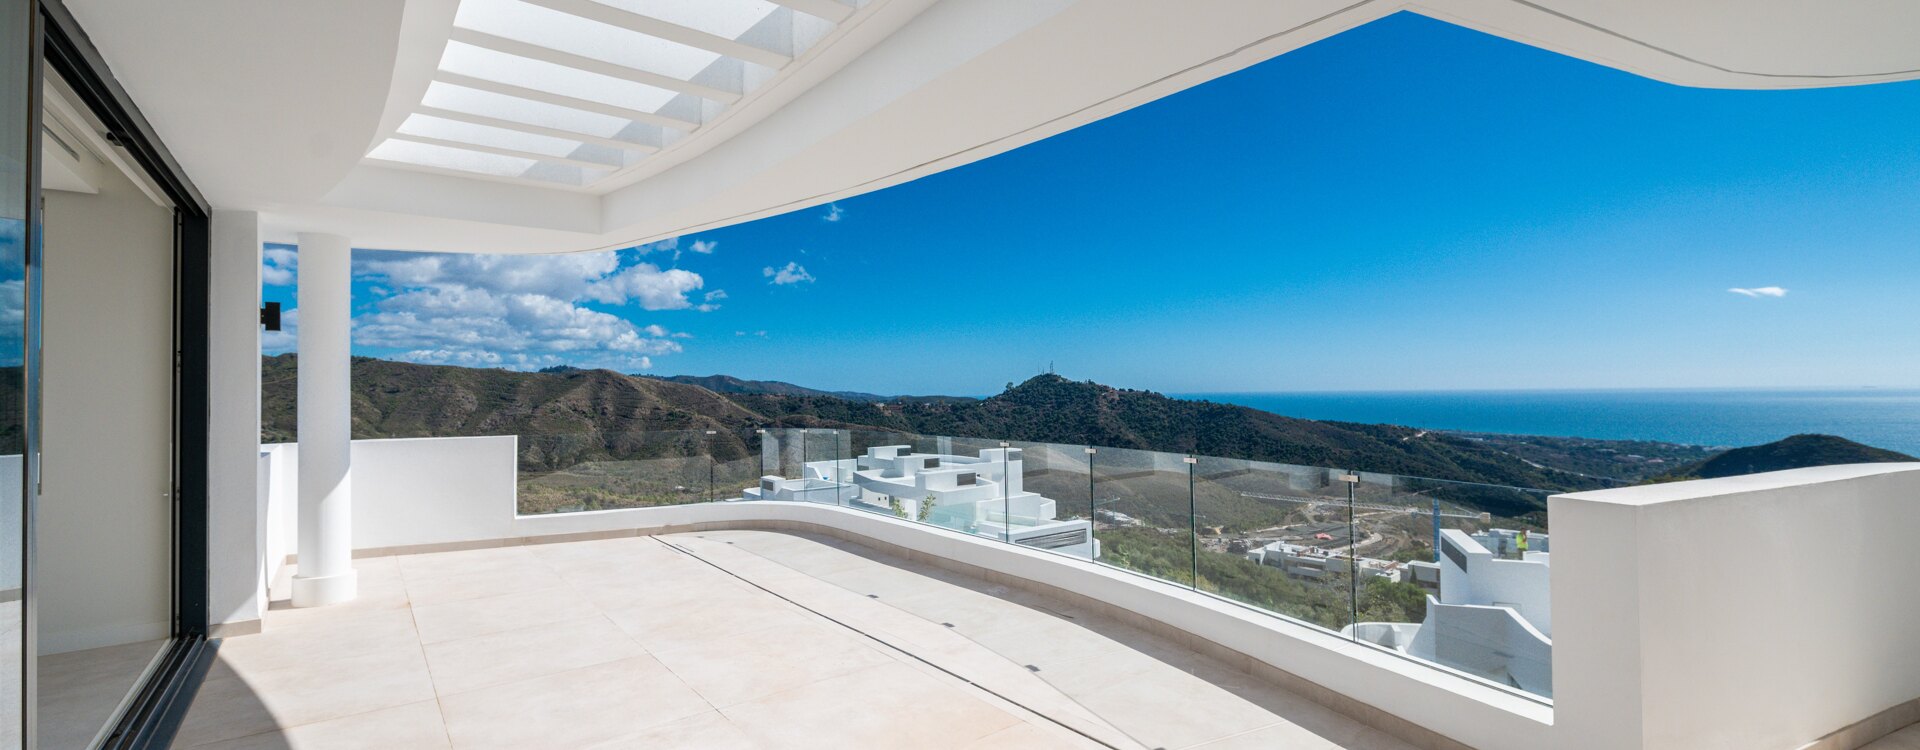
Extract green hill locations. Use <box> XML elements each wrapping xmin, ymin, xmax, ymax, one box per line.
<box><xmin>263</xmin><ymin>359</ymin><xmax>1633</xmax><ymax>516</ymax></box>
<box><xmin>1656</xmin><ymin>434</ymin><xmax>1915</xmax><ymax>480</ymax></box>
<box><xmin>642</xmin><ymin>373</ymin><xmax>892</xmax><ymax>402</ymax></box>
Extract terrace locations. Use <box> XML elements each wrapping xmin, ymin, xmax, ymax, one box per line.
<box><xmin>176</xmin><ymin>529</ymin><xmax>1416</xmax><ymax>749</ymax></box>
<box><xmin>9</xmin><ymin>0</ymin><xmax>1920</xmax><ymax>748</ymax></box>
<box><xmin>224</xmin><ymin>428</ymin><xmax>1920</xmax><ymax>750</ymax></box>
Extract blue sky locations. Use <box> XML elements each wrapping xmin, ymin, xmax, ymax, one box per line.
<box><xmin>262</xmin><ymin>12</ymin><xmax>1920</xmax><ymax>396</ymax></box>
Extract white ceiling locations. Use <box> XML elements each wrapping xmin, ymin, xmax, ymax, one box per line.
<box><xmin>63</xmin><ymin>0</ymin><xmax>1920</xmax><ymax>255</ymax></box>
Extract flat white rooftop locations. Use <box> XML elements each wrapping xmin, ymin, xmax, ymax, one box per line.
<box><xmin>175</xmin><ymin>530</ymin><xmax>1415</xmax><ymax>749</ymax></box>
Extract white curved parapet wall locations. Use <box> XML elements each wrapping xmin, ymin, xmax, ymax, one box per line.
<box><xmin>1551</xmin><ymin>462</ymin><xmax>1920</xmax><ymax>750</ymax></box>
<box><xmin>243</xmin><ymin>437</ymin><xmax>1920</xmax><ymax>750</ymax></box>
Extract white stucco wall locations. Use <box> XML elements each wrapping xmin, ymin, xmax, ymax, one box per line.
<box><xmin>257</xmin><ymin>436</ymin><xmax>520</xmax><ymax>569</ymax></box>
<box><xmin>207</xmin><ymin>210</ymin><xmax>263</xmax><ymax>629</ymax></box>
<box><xmin>1551</xmin><ymin>463</ymin><xmax>1920</xmax><ymax>750</ymax></box>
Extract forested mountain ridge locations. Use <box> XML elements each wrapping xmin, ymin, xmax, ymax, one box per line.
<box><xmin>264</xmin><ymin>356</ymin><xmax>1619</xmax><ymax>494</ymax></box>
<box><xmin>1655</xmin><ymin>433</ymin><xmax>1914</xmax><ymax>480</ymax></box>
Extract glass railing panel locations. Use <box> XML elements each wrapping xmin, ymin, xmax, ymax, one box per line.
<box><xmin>515</xmin><ymin>429</ymin><xmax>711</xmax><ymax>514</ymax></box>
<box><xmin>707</xmin><ymin>427</ymin><xmax>764</xmax><ymax>501</ymax></box>
<box><xmin>757</xmin><ymin>427</ymin><xmax>807</xmax><ymax>481</ymax></box>
<box><xmin>795</xmin><ymin>427</ymin><xmax>851</xmax><ymax>506</ymax></box>
<box><xmin>1192</xmin><ymin>457</ymin><xmax>1357</xmax><ymax>632</ymax></box>
<box><xmin>1090</xmin><ymin>445</ymin><xmax>1196</xmax><ymax>586</ymax></box>
<box><xmin>1352</xmin><ymin>472</ymin><xmax>1553</xmax><ymax>699</ymax></box>
<box><xmin>999</xmin><ymin>439</ymin><xmax>1097</xmax><ymax>560</ymax></box>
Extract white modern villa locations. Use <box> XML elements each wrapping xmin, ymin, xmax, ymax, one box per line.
<box><xmin>5</xmin><ymin>1</ymin><xmax>1920</xmax><ymax>749</ymax></box>
<box><xmin>1343</xmin><ymin>529</ymin><xmax>1555</xmax><ymax>697</ymax></box>
<box><xmin>744</xmin><ymin>443</ymin><xmax>1100</xmax><ymax>558</ymax></box>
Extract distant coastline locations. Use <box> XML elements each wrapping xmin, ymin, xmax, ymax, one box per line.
<box><xmin>1176</xmin><ymin>388</ymin><xmax>1920</xmax><ymax>456</ymax></box>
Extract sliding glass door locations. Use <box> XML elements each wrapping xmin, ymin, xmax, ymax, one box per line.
<box><xmin>31</xmin><ymin>59</ymin><xmax>177</xmax><ymax>748</ymax></box>
<box><xmin>1</xmin><ymin>2</ymin><xmax>213</xmax><ymax>746</ymax></box>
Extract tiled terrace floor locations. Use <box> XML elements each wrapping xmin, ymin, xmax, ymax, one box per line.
<box><xmin>175</xmin><ymin>530</ymin><xmax>1416</xmax><ymax>749</ymax></box>
<box><xmin>1866</xmin><ymin>724</ymin><xmax>1920</xmax><ymax>750</ymax></box>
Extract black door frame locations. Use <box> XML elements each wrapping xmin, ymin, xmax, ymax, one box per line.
<box><xmin>29</xmin><ymin>1</ymin><xmax>215</xmax><ymax>746</ymax></box>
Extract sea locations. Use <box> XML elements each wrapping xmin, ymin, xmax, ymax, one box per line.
<box><xmin>1174</xmin><ymin>388</ymin><xmax>1920</xmax><ymax>456</ymax></box>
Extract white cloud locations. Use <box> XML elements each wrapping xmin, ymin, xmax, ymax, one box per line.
<box><xmin>1728</xmin><ymin>286</ymin><xmax>1788</xmax><ymax>298</ymax></box>
<box><xmin>821</xmin><ymin>203</ymin><xmax>845</xmax><ymax>222</ymax></box>
<box><xmin>262</xmin><ymin>246</ymin><xmax>299</xmax><ymax>286</ymax></box>
<box><xmin>763</xmin><ymin>261</ymin><xmax>815</xmax><ymax>285</ymax></box>
<box><xmin>635</xmin><ymin>238</ymin><xmax>679</xmax><ymax>255</ymax></box>
<box><xmin>585</xmin><ymin>263</ymin><xmax>704</xmax><ymax>310</ymax></box>
<box><xmin>634</xmin><ymin>236</ymin><xmax>714</xmax><ymax>260</ymax></box>
<box><xmin>355</xmin><ymin>250</ymin><xmax>621</xmax><ymax>301</ymax></box>
<box><xmin>346</xmin><ymin>248</ymin><xmax>699</xmax><ymax>371</ymax></box>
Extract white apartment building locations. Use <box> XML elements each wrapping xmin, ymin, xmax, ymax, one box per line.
<box><xmin>1346</xmin><ymin>528</ymin><xmax>1554</xmax><ymax>696</ymax></box>
<box><xmin>746</xmin><ymin>445</ymin><xmax>1099</xmax><ymax>558</ymax></box>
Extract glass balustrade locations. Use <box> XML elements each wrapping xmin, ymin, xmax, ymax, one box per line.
<box><xmin>515</xmin><ymin>429</ymin><xmax>715</xmax><ymax>514</ymax></box>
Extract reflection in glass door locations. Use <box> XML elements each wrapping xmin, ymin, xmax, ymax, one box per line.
<box><xmin>1</xmin><ymin>0</ymin><xmax>29</xmax><ymax>745</ymax></box>
<box><xmin>31</xmin><ymin>63</ymin><xmax>177</xmax><ymax>748</ymax></box>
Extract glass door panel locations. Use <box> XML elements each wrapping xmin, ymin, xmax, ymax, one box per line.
<box><xmin>32</xmin><ymin>66</ymin><xmax>177</xmax><ymax>749</ymax></box>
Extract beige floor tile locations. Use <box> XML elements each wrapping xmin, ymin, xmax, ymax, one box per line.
<box><xmin>262</xmin><ymin>564</ymin><xmax>413</xmax><ymax>632</ymax></box>
<box><xmin>176</xmin><ymin>643</ymin><xmax>436</xmax><ymax>747</ymax></box>
<box><xmin>603</xmin><ymin>599</ymin><xmax>813</xmax><ymax>656</ymax></box>
<box><xmin>576</xmin><ymin>566</ymin><xmax>761</xmax><ymax>612</ymax></box>
<box><xmin>721</xmin><ymin>662</ymin><xmax>1022</xmax><ymax>750</ymax></box>
<box><xmin>410</xmin><ymin>585</ymin><xmax>601</xmax><ymax>645</ymax></box>
<box><xmin>1865</xmin><ymin>725</ymin><xmax>1920</xmax><ymax>750</ymax></box>
<box><xmin>401</xmin><ymin>564</ymin><xmax>565</xmax><ymax>606</ymax></box>
<box><xmin>1184</xmin><ymin>722</ymin><xmax>1339</xmax><ymax>750</ymax></box>
<box><xmin>959</xmin><ymin>721</ymin><xmax>1107</xmax><ymax>750</ymax></box>
<box><xmin>189</xmin><ymin>700</ymin><xmax>451</xmax><ymax>750</ymax></box>
<box><xmin>180</xmin><ymin>530</ymin><xmax>1424</xmax><ymax>750</ymax></box>
<box><xmin>962</xmin><ymin>606</ymin><xmax>1131</xmax><ymax>671</ymax></box>
<box><xmin>526</xmin><ymin>536</ymin><xmax>677</xmax><ymax>566</ymax></box>
<box><xmin>648</xmin><ymin>619</ymin><xmax>895</xmax><ymax>708</ymax></box>
<box><xmin>438</xmin><ymin>656</ymin><xmax>713</xmax><ymax>750</ymax></box>
<box><xmin>424</xmin><ymin>614</ymin><xmax>643</xmax><ymax>696</ymax></box>
<box><xmin>220</xmin><ymin>608</ymin><xmax>420</xmax><ymax>674</ymax></box>
<box><xmin>1056</xmin><ymin>663</ymin><xmax>1286</xmax><ymax>750</ymax></box>
<box><xmin>396</xmin><ymin>546</ymin><xmax>542</xmax><ymax>581</ymax></box>
<box><xmin>877</xmin><ymin>586</ymin><xmax>1028</xmax><ymax>636</ymax></box>
<box><xmin>580</xmin><ymin>710</ymin><xmax>759</xmax><ymax>750</ymax></box>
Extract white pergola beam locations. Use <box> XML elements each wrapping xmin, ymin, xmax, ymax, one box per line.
<box><xmin>521</xmin><ymin>0</ymin><xmax>793</xmax><ymax>69</ymax></box>
<box><xmin>768</xmin><ymin>0</ymin><xmax>853</xmax><ymax>23</ymax></box>
<box><xmin>435</xmin><ymin>71</ymin><xmax>700</xmax><ymax>132</ymax></box>
<box><xmin>448</xmin><ymin>27</ymin><xmax>742</xmax><ymax>104</ymax></box>
<box><xmin>386</xmin><ymin>132</ymin><xmax>624</xmax><ymax>171</ymax></box>
<box><xmin>416</xmin><ymin>105</ymin><xmax>660</xmax><ymax>154</ymax></box>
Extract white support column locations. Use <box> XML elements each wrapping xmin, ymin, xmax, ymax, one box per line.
<box><xmin>291</xmin><ymin>232</ymin><xmax>356</xmax><ymax>607</ymax></box>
